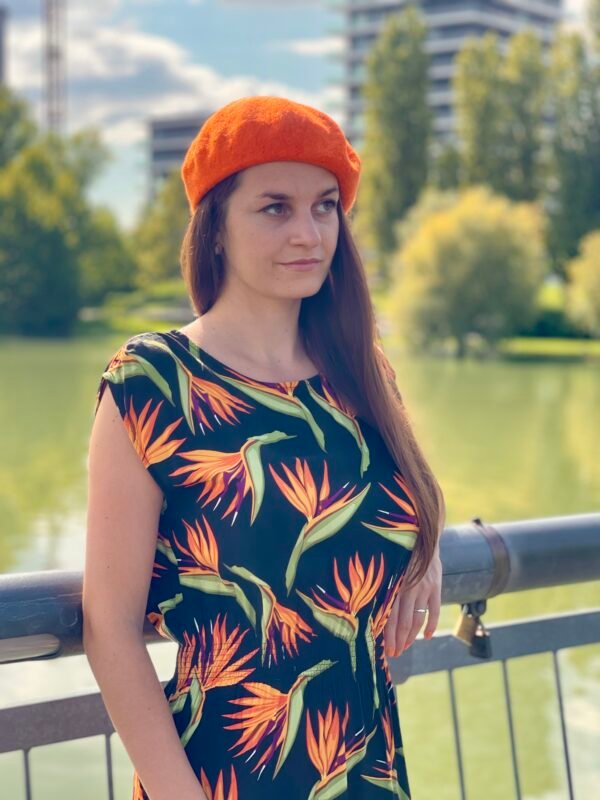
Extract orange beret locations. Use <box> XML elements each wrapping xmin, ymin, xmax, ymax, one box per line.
<box><xmin>181</xmin><ymin>95</ymin><xmax>361</xmax><ymax>214</ymax></box>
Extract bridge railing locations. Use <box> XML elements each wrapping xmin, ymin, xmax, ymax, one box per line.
<box><xmin>1</xmin><ymin>512</ymin><xmax>599</xmax><ymax>800</ymax></box>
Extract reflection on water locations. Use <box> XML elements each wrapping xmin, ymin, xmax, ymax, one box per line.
<box><xmin>0</xmin><ymin>334</ymin><xmax>598</xmax><ymax>798</ymax></box>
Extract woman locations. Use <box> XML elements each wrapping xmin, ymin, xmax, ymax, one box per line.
<box><xmin>83</xmin><ymin>96</ymin><xmax>445</xmax><ymax>800</ymax></box>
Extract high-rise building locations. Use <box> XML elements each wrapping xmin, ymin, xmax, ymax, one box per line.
<box><xmin>330</xmin><ymin>0</ymin><xmax>564</xmax><ymax>147</ymax></box>
<box><xmin>148</xmin><ymin>112</ymin><xmax>209</xmax><ymax>200</ymax></box>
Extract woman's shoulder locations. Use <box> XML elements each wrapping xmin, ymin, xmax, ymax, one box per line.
<box><xmin>94</xmin><ymin>330</ymin><xmax>187</xmax><ymax>496</ymax></box>
<box><xmin>101</xmin><ymin>330</ymin><xmax>180</xmax><ymax>378</ymax></box>
<box><xmin>112</xmin><ymin>329</ymin><xmax>171</xmax><ymax>357</ymax></box>
<box><xmin>96</xmin><ymin>330</ymin><xmax>179</xmax><ymax>413</ymax></box>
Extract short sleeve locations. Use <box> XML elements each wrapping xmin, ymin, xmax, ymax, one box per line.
<box><xmin>94</xmin><ymin>333</ymin><xmax>185</xmax><ymax>495</ymax></box>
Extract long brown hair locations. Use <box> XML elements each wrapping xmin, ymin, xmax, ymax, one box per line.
<box><xmin>180</xmin><ymin>171</ymin><xmax>445</xmax><ymax>589</ymax></box>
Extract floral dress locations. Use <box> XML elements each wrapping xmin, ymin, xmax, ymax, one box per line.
<box><xmin>94</xmin><ymin>329</ymin><xmax>420</xmax><ymax>800</ymax></box>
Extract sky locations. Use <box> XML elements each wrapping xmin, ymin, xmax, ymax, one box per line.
<box><xmin>2</xmin><ymin>0</ymin><xmax>587</xmax><ymax>230</ymax></box>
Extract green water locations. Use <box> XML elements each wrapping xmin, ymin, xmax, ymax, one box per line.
<box><xmin>0</xmin><ymin>333</ymin><xmax>598</xmax><ymax>799</ymax></box>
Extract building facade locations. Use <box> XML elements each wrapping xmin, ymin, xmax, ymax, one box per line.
<box><xmin>332</xmin><ymin>0</ymin><xmax>564</xmax><ymax>146</ymax></box>
<box><xmin>148</xmin><ymin>112</ymin><xmax>209</xmax><ymax>200</ymax></box>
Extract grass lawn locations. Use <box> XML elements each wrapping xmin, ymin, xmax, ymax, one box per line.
<box><xmin>498</xmin><ymin>336</ymin><xmax>600</xmax><ymax>359</ymax></box>
<box><xmin>76</xmin><ymin>285</ymin><xmax>599</xmax><ymax>362</ymax></box>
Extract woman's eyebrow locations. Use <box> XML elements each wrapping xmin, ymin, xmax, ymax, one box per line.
<box><xmin>255</xmin><ymin>187</ymin><xmax>339</xmax><ymax>200</ymax></box>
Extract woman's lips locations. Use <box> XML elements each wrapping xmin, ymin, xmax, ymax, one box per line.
<box><xmin>279</xmin><ymin>259</ymin><xmax>322</xmax><ymax>270</ymax></box>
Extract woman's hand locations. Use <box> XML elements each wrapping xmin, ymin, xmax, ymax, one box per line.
<box><xmin>384</xmin><ymin>549</ymin><xmax>442</xmax><ymax>658</ymax></box>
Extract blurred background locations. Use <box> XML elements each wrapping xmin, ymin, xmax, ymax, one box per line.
<box><xmin>0</xmin><ymin>1</ymin><xmax>598</xmax><ymax>798</ymax></box>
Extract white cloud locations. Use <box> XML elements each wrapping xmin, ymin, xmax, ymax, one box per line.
<box><xmin>565</xmin><ymin>0</ymin><xmax>586</xmax><ymax>19</ymax></box>
<box><xmin>3</xmin><ymin>1</ymin><xmax>341</xmax><ymax>226</ymax></box>
<box><xmin>269</xmin><ymin>36</ymin><xmax>344</xmax><ymax>57</ymax></box>
<box><xmin>6</xmin><ymin>5</ymin><xmax>338</xmax><ymax>145</ymax></box>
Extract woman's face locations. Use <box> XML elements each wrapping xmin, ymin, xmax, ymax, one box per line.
<box><xmin>218</xmin><ymin>161</ymin><xmax>340</xmax><ymax>301</ymax></box>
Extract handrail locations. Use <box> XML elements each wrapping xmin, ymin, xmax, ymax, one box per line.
<box><xmin>1</xmin><ymin>512</ymin><xmax>598</xmax><ymax>665</ymax></box>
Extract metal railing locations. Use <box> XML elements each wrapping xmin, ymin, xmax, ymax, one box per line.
<box><xmin>1</xmin><ymin>512</ymin><xmax>599</xmax><ymax>799</ymax></box>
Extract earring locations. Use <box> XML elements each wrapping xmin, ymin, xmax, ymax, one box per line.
<box><xmin>214</xmin><ymin>244</ymin><xmax>222</xmax><ymax>254</ymax></box>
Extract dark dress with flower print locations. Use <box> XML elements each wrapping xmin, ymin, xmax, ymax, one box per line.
<box><xmin>94</xmin><ymin>329</ymin><xmax>420</xmax><ymax>800</ymax></box>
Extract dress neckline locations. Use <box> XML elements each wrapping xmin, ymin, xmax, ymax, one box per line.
<box><xmin>164</xmin><ymin>329</ymin><xmax>322</xmax><ymax>388</ymax></box>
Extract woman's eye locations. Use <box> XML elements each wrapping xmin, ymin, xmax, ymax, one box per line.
<box><xmin>262</xmin><ymin>199</ymin><xmax>338</xmax><ymax>215</ymax></box>
<box><xmin>320</xmin><ymin>199</ymin><xmax>338</xmax><ymax>211</ymax></box>
<box><xmin>263</xmin><ymin>202</ymin><xmax>286</xmax><ymax>215</ymax></box>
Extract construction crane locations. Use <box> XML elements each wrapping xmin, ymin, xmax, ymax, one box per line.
<box><xmin>44</xmin><ymin>0</ymin><xmax>66</xmax><ymax>134</ymax></box>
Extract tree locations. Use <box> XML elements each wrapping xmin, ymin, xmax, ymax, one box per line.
<box><xmin>0</xmin><ymin>85</ymin><xmax>36</xmax><ymax>170</ymax></box>
<box><xmin>78</xmin><ymin>207</ymin><xmax>137</xmax><ymax>306</ymax></box>
<box><xmin>393</xmin><ymin>184</ymin><xmax>459</xmax><ymax>254</ymax></box>
<box><xmin>453</xmin><ymin>30</ymin><xmax>547</xmax><ymax>200</ymax></box>
<box><xmin>388</xmin><ymin>185</ymin><xmax>547</xmax><ymax>356</ymax></box>
<box><xmin>132</xmin><ymin>167</ymin><xmax>190</xmax><ymax>288</ymax></box>
<box><xmin>355</xmin><ymin>5</ymin><xmax>432</xmax><ymax>285</ymax></box>
<box><xmin>429</xmin><ymin>140</ymin><xmax>461</xmax><ymax>191</ymax></box>
<box><xmin>453</xmin><ymin>33</ymin><xmax>506</xmax><ymax>189</ymax></box>
<box><xmin>587</xmin><ymin>0</ymin><xmax>600</xmax><ymax>50</ymax></box>
<box><xmin>0</xmin><ymin>122</ymin><xmax>129</xmax><ymax>334</ymax></box>
<box><xmin>565</xmin><ymin>229</ymin><xmax>600</xmax><ymax>337</ymax></box>
<box><xmin>0</xmin><ymin>138</ymin><xmax>83</xmax><ymax>335</ymax></box>
<box><xmin>545</xmin><ymin>30</ymin><xmax>600</xmax><ymax>272</ymax></box>
<box><xmin>498</xmin><ymin>30</ymin><xmax>547</xmax><ymax>201</ymax></box>
<box><xmin>63</xmin><ymin>128</ymin><xmax>111</xmax><ymax>190</ymax></box>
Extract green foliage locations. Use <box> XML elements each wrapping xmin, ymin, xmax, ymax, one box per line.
<box><xmin>565</xmin><ymin>230</ymin><xmax>600</xmax><ymax>337</ymax></box>
<box><xmin>0</xmin><ymin>85</ymin><xmax>133</xmax><ymax>335</ymax></box>
<box><xmin>498</xmin><ymin>336</ymin><xmax>600</xmax><ymax>358</ymax></box>
<box><xmin>78</xmin><ymin>207</ymin><xmax>137</xmax><ymax>306</ymax></box>
<box><xmin>361</xmin><ymin>18</ymin><xmax>599</xmax><ymax>325</ymax></box>
<box><xmin>518</xmin><ymin>278</ymin><xmax>582</xmax><ymax>339</ymax></box>
<box><xmin>0</xmin><ymin>85</ymin><xmax>36</xmax><ymax>170</ymax></box>
<box><xmin>453</xmin><ymin>30</ymin><xmax>547</xmax><ymax>200</ymax></box>
<box><xmin>545</xmin><ymin>30</ymin><xmax>600</xmax><ymax>271</ymax></box>
<box><xmin>355</xmin><ymin>5</ymin><xmax>432</xmax><ymax>285</ymax></box>
<box><xmin>0</xmin><ymin>137</ymin><xmax>84</xmax><ymax>335</ymax></box>
<box><xmin>63</xmin><ymin>128</ymin><xmax>111</xmax><ymax>190</ymax></box>
<box><xmin>388</xmin><ymin>185</ymin><xmax>547</xmax><ymax>356</ymax></box>
<box><xmin>429</xmin><ymin>141</ymin><xmax>461</xmax><ymax>190</ymax></box>
<box><xmin>393</xmin><ymin>185</ymin><xmax>460</xmax><ymax>254</ymax></box>
<box><xmin>132</xmin><ymin>167</ymin><xmax>190</xmax><ymax>288</ymax></box>
<box><xmin>588</xmin><ymin>0</ymin><xmax>600</xmax><ymax>50</ymax></box>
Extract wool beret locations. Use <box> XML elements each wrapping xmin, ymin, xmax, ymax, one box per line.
<box><xmin>181</xmin><ymin>95</ymin><xmax>362</xmax><ymax>214</ymax></box>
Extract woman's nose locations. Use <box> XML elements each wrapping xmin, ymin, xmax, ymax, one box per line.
<box><xmin>289</xmin><ymin>209</ymin><xmax>322</xmax><ymax>245</ymax></box>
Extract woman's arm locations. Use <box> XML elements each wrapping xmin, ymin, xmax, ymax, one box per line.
<box><xmin>83</xmin><ymin>388</ymin><xmax>208</xmax><ymax>800</ymax></box>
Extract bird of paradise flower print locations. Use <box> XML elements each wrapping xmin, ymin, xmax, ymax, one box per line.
<box><xmin>202</xmin><ymin>366</ymin><xmax>328</xmax><ymax>451</ymax></box>
<box><xmin>225</xmin><ymin>563</ymin><xmax>315</xmax><ymax>665</ymax></box>
<box><xmin>146</xmin><ymin>593</ymin><xmax>183</xmax><ymax>642</ymax></box>
<box><xmin>361</xmin><ymin>706</ymin><xmax>410</xmax><ymax>798</ymax></box>
<box><xmin>269</xmin><ymin>458</ymin><xmax>371</xmax><ymax>593</ymax></box>
<box><xmin>365</xmin><ymin>573</ymin><xmax>406</xmax><ymax>710</ymax></box>
<box><xmin>297</xmin><ymin>552</ymin><xmax>385</xmax><ymax>676</ymax></box>
<box><xmin>199</xmin><ymin>765</ymin><xmax>239</xmax><ymax>800</ymax></box>
<box><xmin>305</xmin><ymin>701</ymin><xmax>377</xmax><ymax>800</ymax></box>
<box><xmin>96</xmin><ymin>331</ymin><xmax>417</xmax><ymax>800</ymax></box>
<box><xmin>168</xmin><ymin>615</ymin><xmax>258</xmax><ymax>747</ymax></box>
<box><xmin>169</xmin><ymin>431</ymin><xmax>295</xmax><ymax>524</ymax></box>
<box><xmin>128</xmin><ymin>334</ymin><xmax>256</xmax><ymax>435</ymax></box>
<box><xmin>305</xmin><ymin>378</ymin><xmax>370</xmax><ymax>476</ymax></box>
<box><xmin>96</xmin><ymin>385</ymin><xmax>186</xmax><ymax>471</ymax></box>
<box><xmin>172</xmin><ymin>515</ymin><xmax>257</xmax><ymax>628</ymax></box>
<box><xmin>224</xmin><ymin>659</ymin><xmax>335</xmax><ymax>779</ymax></box>
<box><xmin>361</xmin><ymin>472</ymin><xmax>420</xmax><ymax>551</ymax></box>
